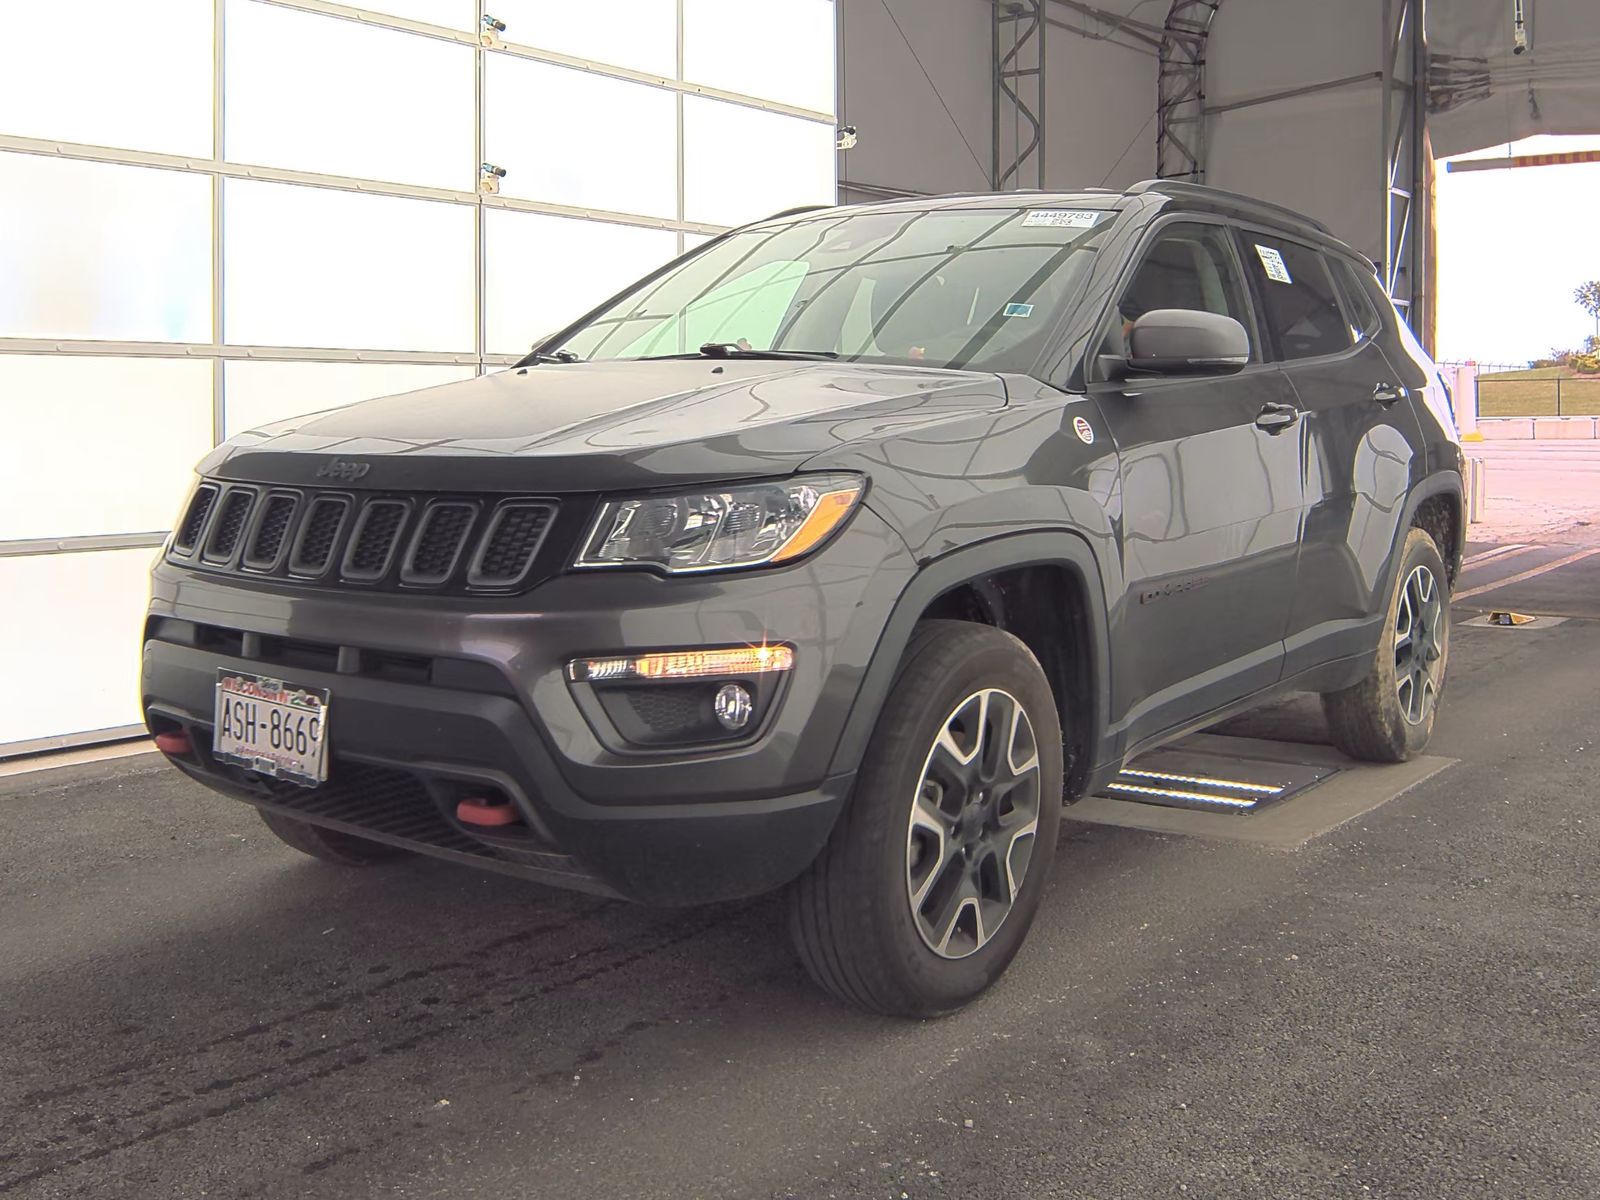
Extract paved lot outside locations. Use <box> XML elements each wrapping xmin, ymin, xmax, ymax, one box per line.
<box><xmin>3</xmin><ymin>534</ymin><xmax>1598</xmax><ymax>1198</ymax></box>
<box><xmin>1467</xmin><ymin>440</ymin><xmax>1600</xmax><ymax>546</ymax></box>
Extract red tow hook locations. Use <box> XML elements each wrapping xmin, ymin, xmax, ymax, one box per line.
<box><xmin>456</xmin><ymin>797</ymin><xmax>522</xmax><ymax>827</ymax></box>
<box><xmin>153</xmin><ymin>730</ymin><xmax>193</xmax><ymax>757</ymax></box>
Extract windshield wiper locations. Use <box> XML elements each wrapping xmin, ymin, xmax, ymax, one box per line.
<box><xmin>515</xmin><ymin>349</ymin><xmax>584</xmax><ymax>367</ymax></box>
<box><xmin>694</xmin><ymin>342</ymin><xmax>839</xmax><ymax>361</ymax></box>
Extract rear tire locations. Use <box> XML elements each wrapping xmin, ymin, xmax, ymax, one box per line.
<box><xmin>1322</xmin><ymin>526</ymin><xmax>1450</xmax><ymax>763</ymax></box>
<box><xmin>257</xmin><ymin>809</ymin><xmax>408</xmax><ymax>866</ymax></box>
<box><xmin>788</xmin><ymin>620</ymin><xmax>1064</xmax><ymax>1017</ymax></box>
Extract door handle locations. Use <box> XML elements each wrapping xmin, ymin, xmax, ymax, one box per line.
<box><xmin>1373</xmin><ymin>382</ymin><xmax>1408</xmax><ymax>405</ymax></box>
<box><xmin>1254</xmin><ymin>402</ymin><xmax>1300</xmax><ymax>434</ymax></box>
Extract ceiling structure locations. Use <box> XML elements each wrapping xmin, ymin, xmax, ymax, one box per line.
<box><xmin>838</xmin><ymin>0</ymin><xmax>1600</xmax><ymax>349</ymax></box>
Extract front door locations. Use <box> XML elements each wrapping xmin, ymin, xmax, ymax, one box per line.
<box><xmin>1088</xmin><ymin>220</ymin><xmax>1304</xmax><ymax>754</ymax></box>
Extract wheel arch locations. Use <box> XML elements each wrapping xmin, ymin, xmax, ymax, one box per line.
<box><xmin>1408</xmin><ymin>479</ymin><xmax>1464</xmax><ymax>589</ymax></box>
<box><xmin>827</xmin><ymin>530</ymin><xmax>1114</xmax><ymax>798</ymax></box>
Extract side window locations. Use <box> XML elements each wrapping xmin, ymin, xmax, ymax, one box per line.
<box><xmin>1100</xmin><ymin>222</ymin><xmax>1257</xmax><ymax>363</ymax></box>
<box><xmin>1330</xmin><ymin>256</ymin><xmax>1384</xmax><ymax>341</ymax></box>
<box><xmin>1242</xmin><ymin>236</ymin><xmax>1353</xmax><ymax>360</ymax></box>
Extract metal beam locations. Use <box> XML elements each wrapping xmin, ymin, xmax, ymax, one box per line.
<box><xmin>1208</xmin><ymin>72</ymin><xmax>1382</xmax><ymax>117</ymax></box>
<box><xmin>0</xmin><ymin>337</ymin><xmax>518</xmax><ymax>366</ymax></box>
<box><xmin>1156</xmin><ymin>0</ymin><xmax>1220</xmax><ymax>182</ymax></box>
<box><xmin>0</xmin><ymin>133</ymin><xmax>728</xmax><ymax>236</ymax></box>
<box><xmin>256</xmin><ymin>0</ymin><xmax>835</xmax><ymax>125</ymax></box>
<box><xmin>1446</xmin><ymin>149</ymin><xmax>1600</xmax><ymax>173</ymax></box>
<box><xmin>0</xmin><ymin>533</ymin><xmax>169</xmax><ymax>559</ymax></box>
<box><xmin>1043</xmin><ymin>0</ymin><xmax>1163</xmax><ymax>50</ymax></box>
<box><xmin>993</xmin><ymin>0</ymin><xmax>1047</xmax><ymax>190</ymax></box>
<box><xmin>1381</xmin><ymin>0</ymin><xmax>1427</xmax><ymax>339</ymax></box>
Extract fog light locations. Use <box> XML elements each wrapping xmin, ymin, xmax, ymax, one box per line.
<box><xmin>714</xmin><ymin>683</ymin><xmax>754</xmax><ymax>731</ymax></box>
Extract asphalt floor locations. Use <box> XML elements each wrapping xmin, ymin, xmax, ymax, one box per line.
<box><xmin>3</xmin><ymin>541</ymin><xmax>1597</xmax><ymax>1199</ymax></box>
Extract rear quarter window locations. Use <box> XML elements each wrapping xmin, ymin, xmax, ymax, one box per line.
<box><xmin>1241</xmin><ymin>236</ymin><xmax>1354</xmax><ymax>361</ymax></box>
<box><xmin>1329</xmin><ymin>256</ymin><xmax>1385</xmax><ymax>341</ymax></box>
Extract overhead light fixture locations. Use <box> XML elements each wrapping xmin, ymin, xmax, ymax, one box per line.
<box><xmin>1512</xmin><ymin>0</ymin><xmax>1529</xmax><ymax>55</ymax></box>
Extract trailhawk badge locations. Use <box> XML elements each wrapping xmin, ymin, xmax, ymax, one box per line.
<box><xmin>1072</xmin><ymin>416</ymin><xmax>1095</xmax><ymax>445</ymax></box>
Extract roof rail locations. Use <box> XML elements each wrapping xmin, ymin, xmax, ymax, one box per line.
<box><xmin>757</xmin><ymin>203</ymin><xmax>836</xmax><ymax>223</ymax></box>
<box><xmin>1127</xmin><ymin>179</ymin><xmax>1333</xmax><ymax>235</ymax></box>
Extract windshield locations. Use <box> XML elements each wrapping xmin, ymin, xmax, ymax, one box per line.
<box><xmin>549</xmin><ymin>205</ymin><xmax>1113</xmax><ymax>373</ymax></box>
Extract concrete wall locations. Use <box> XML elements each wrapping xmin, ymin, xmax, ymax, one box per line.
<box><xmin>837</xmin><ymin>0</ymin><xmax>1157</xmax><ymax>201</ymax></box>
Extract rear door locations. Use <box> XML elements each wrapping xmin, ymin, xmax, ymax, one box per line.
<box><xmin>1087</xmin><ymin>218</ymin><xmax>1304</xmax><ymax>753</ymax></box>
<box><xmin>1237</xmin><ymin>231</ymin><xmax>1426</xmax><ymax>676</ymax></box>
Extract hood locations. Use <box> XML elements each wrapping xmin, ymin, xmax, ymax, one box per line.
<box><xmin>206</xmin><ymin>359</ymin><xmax>1010</xmax><ymax>493</ymax></box>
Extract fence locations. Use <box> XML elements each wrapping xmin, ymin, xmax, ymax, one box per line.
<box><xmin>1440</xmin><ymin>361</ymin><xmax>1600</xmax><ymax>419</ymax></box>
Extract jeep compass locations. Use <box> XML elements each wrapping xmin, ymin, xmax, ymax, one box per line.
<box><xmin>143</xmin><ymin>181</ymin><xmax>1464</xmax><ymax>1015</ymax></box>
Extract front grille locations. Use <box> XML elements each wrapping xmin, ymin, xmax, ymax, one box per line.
<box><xmin>199</xmin><ymin>755</ymin><xmax>594</xmax><ymax>883</ymax></box>
<box><xmin>202</xmin><ymin>488</ymin><xmax>255</xmax><ymax>563</ymax></box>
<box><xmin>175</xmin><ymin>485</ymin><xmax>219</xmax><ymax>552</ymax></box>
<box><xmin>243</xmin><ymin>493</ymin><xmax>298</xmax><ymax>570</ymax></box>
<box><xmin>468</xmin><ymin>503</ymin><xmax>555</xmax><ymax>587</ymax></box>
<box><xmin>288</xmin><ymin>496</ymin><xmax>350</xmax><ymax>576</ymax></box>
<box><xmin>402</xmin><ymin>502</ymin><xmax>477</xmax><ymax>585</ymax></box>
<box><xmin>169</xmin><ymin>480</ymin><xmax>559</xmax><ymax>595</ymax></box>
<box><xmin>258</xmin><ymin>761</ymin><xmax>486</xmax><ymax>854</ymax></box>
<box><xmin>341</xmin><ymin>499</ymin><xmax>409</xmax><ymax>581</ymax></box>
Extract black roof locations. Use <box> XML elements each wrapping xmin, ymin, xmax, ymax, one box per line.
<box><xmin>759</xmin><ymin>180</ymin><xmax>1340</xmax><ymax>250</ymax></box>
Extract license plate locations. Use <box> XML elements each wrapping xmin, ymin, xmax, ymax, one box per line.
<box><xmin>213</xmin><ymin>670</ymin><xmax>330</xmax><ymax>787</ymax></box>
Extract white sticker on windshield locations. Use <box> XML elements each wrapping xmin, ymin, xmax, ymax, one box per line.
<box><xmin>1003</xmin><ymin>303</ymin><xmax>1034</xmax><ymax>317</ymax></box>
<box><xmin>1255</xmin><ymin>244</ymin><xmax>1293</xmax><ymax>284</ymax></box>
<box><xmin>1021</xmin><ymin>209</ymin><xmax>1103</xmax><ymax>229</ymax></box>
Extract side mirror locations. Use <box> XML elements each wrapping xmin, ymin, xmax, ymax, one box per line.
<box><xmin>1127</xmin><ymin>309</ymin><xmax>1250</xmax><ymax>376</ymax></box>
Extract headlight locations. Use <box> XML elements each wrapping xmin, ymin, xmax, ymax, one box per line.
<box><xmin>574</xmin><ymin>473</ymin><xmax>864</xmax><ymax>574</ymax></box>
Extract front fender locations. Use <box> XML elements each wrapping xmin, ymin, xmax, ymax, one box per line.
<box><xmin>826</xmin><ymin>529</ymin><xmax>1116</xmax><ymax>788</ymax></box>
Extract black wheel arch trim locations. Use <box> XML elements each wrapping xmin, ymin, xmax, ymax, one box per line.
<box><xmin>826</xmin><ymin>529</ymin><xmax>1115</xmax><ymax>791</ymax></box>
<box><xmin>1397</xmin><ymin>469</ymin><xmax>1465</xmax><ymax>585</ymax></box>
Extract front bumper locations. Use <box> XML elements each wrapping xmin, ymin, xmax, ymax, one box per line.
<box><xmin>141</xmin><ymin>508</ymin><xmax>914</xmax><ymax>904</ymax></box>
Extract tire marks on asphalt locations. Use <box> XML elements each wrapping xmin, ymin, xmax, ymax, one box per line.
<box><xmin>1</xmin><ymin>904</ymin><xmax>736</xmax><ymax>1192</ymax></box>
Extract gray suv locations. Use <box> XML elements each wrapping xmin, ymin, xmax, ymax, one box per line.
<box><xmin>143</xmin><ymin>181</ymin><xmax>1464</xmax><ymax>1015</ymax></box>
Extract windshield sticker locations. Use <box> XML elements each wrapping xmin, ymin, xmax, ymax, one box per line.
<box><xmin>1254</xmin><ymin>244</ymin><xmax>1293</xmax><ymax>284</ymax></box>
<box><xmin>1021</xmin><ymin>209</ymin><xmax>1103</xmax><ymax>229</ymax></box>
<box><xmin>1003</xmin><ymin>302</ymin><xmax>1035</xmax><ymax>318</ymax></box>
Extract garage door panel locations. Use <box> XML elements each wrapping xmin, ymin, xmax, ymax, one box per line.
<box><xmin>0</xmin><ymin>357</ymin><xmax>213</xmax><ymax>542</ymax></box>
<box><xmin>0</xmin><ymin>549</ymin><xmax>156</xmax><ymax>749</ymax></box>
<box><xmin>0</xmin><ymin>154</ymin><xmax>212</xmax><ymax>344</ymax></box>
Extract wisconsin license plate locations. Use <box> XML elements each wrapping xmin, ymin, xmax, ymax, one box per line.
<box><xmin>213</xmin><ymin>670</ymin><xmax>330</xmax><ymax>787</ymax></box>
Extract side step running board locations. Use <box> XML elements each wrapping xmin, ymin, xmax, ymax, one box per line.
<box><xmin>1095</xmin><ymin>747</ymin><xmax>1338</xmax><ymax>815</ymax></box>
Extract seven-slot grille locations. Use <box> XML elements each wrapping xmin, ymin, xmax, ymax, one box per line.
<box><xmin>169</xmin><ymin>482</ymin><xmax>558</xmax><ymax>594</ymax></box>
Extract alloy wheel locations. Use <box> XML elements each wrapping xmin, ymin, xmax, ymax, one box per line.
<box><xmin>1394</xmin><ymin>563</ymin><xmax>1445</xmax><ymax>725</ymax></box>
<box><xmin>905</xmin><ymin>688</ymin><xmax>1042</xmax><ymax>959</ymax></box>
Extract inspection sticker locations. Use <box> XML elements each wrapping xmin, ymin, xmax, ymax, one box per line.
<box><xmin>1254</xmin><ymin>244</ymin><xmax>1293</xmax><ymax>283</ymax></box>
<box><xmin>1022</xmin><ymin>209</ymin><xmax>1103</xmax><ymax>229</ymax></box>
<box><xmin>1003</xmin><ymin>302</ymin><xmax>1035</xmax><ymax>317</ymax></box>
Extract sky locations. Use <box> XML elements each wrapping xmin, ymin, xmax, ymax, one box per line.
<box><xmin>1435</xmin><ymin>134</ymin><xmax>1600</xmax><ymax>367</ymax></box>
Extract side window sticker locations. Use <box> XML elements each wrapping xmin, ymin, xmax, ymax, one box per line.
<box><xmin>1254</xmin><ymin>244</ymin><xmax>1293</xmax><ymax>284</ymax></box>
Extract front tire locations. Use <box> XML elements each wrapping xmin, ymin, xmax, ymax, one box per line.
<box><xmin>257</xmin><ymin>809</ymin><xmax>408</xmax><ymax>866</ymax></box>
<box><xmin>1322</xmin><ymin>526</ymin><xmax>1450</xmax><ymax>762</ymax></box>
<box><xmin>788</xmin><ymin>621</ymin><xmax>1064</xmax><ymax>1016</ymax></box>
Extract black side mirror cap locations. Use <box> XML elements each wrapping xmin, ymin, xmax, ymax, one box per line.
<box><xmin>1127</xmin><ymin>309</ymin><xmax>1250</xmax><ymax>376</ymax></box>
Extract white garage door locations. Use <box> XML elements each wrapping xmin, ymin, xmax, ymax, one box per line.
<box><xmin>0</xmin><ymin>0</ymin><xmax>837</xmax><ymax>755</ymax></box>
